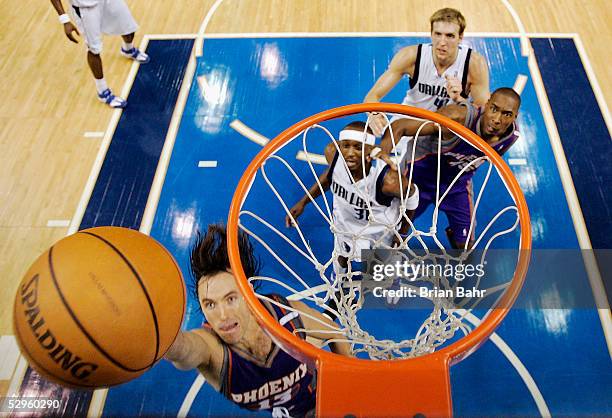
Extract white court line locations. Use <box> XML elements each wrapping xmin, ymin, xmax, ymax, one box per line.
<box><xmin>500</xmin><ymin>0</ymin><xmax>531</xmax><ymax>57</ymax></box>
<box><xmin>527</xmin><ymin>38</ymin><xmax>612</xmax><ymax>357</ymax></box>
<box><xmin>138</xmin><ymin>36</ymin><xmax>199</xmax><ymax>235</ymax></box>
<box><xmin>230</xmin><ymin>120</ymin><xmax>270</xmax><ymax>146</ymax></box>
<box><xmin>84</xmin><ymin>36</ymin><xmax>155</xmax><ymax>418</ymax></box>
<box><xmin>83</xmin><ymin>131</ymin><xmax>105</xmax><ymax>138</ymax></box>
<box><xmin>513</xmin><ymin>74</ymin><xmax>529</xmax><ymax>95</ymax></box>
<box><xmin>462</xmin><ymin>311</ymin><xmax>551</xmax><ymax>417</ymax></box>
<box><xmin>198</xmin><ymin>160</ymin><xmax>218</xmax><ymax>168</ymax></box>
<box><xmin>67</xmin><ymin>112</ymin><xmax>121</xmax><ymax>232</ymax></box>
<box><xmin>573</xmin><ymin>34</ymin><xmax>612</xmax><ymax>139</ymax></box>
<box><xmin>87</xmin><ymin>390</ymin><xmax>107</xmax><ymax>418</ymax></box>
<box><xmin>141</xmin><ymin>33</ymin><xmax>201</xmax><ymax>40</ymax></box>
<box><xmin>508</xmin><ymin>158</ymin><xmax>527</xmax><ymax>166</ymax></box>
<box><xmin>195</xmin><ymin>0</ymin><xmax>225</xmax><ymax>57</ymax></box>
<box><xmin>145</xmin><ymin>32</ymin><xmax>581</xmax><ymax>41</ymax></box>
<box><xmin>6</xmin><ymin>356</ymin><xmax>27</xmax><ymax>396</ymax></box>
<box><xmin>189</xmin><ymin>31</ymin><xmax>579</xmax><ymax>39</ymax></box>
<box><xmin>67</xmin><ymin>40</ymin><xmax>147</xmax><ymax>235</ymax></box>
<box><xmin>137</xmin><ymin>4</ymin><xmax>228</xmax><ymax>416</ymax></box>
<box><xmin>177</xmin><ymin>374</ymin><xmax>206</xmax><ymax>418</ymax></box>
<box><xmin>0</xmin><ymin>336</ymin><xmax>20</xmax><ymax>380</ymax></box>
<box><xmin>296</xmin><ymin>151</ymin><xmax>327</xmax><ymax>166</ymax></box>
<box><xmin>46</xmin><ymin>219</ymin><xmax>70</xmax><ymax>227</ymax></box>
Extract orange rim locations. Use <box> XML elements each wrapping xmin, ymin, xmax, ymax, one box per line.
<box><xmin>227</xmin><ymin>103</ymin><xmax>531</xmax><ymax>384</ymax></box>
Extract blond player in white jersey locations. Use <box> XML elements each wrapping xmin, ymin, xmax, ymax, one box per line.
<box><xmin>49</xmin><ymin>0</ymin><xmax>150</xmax><ymax>108</ymax></box>
<box><xmin>364</xmin><ymin>8</ymin><xmax>490</xmax><ymax>136</ymax></box>
<box><xmin>285</xmin><ymin>122</ymin><xmax>419</xmax><ymax>272</ymax></box>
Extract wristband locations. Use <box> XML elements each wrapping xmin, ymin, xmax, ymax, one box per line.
<box><xmin>59</xmin><ymin>14</ymin><xmax>71</xmax><ymax>24</ymax></box>
<box><xmin>370</xmin><ymin>147</ymin><xmax>382</xmax><ymax>159</ymax></box>
<box><xmin>405</xmin><ymin>184</ymin><xmax>419</xmax><ymax>211</ymax></box>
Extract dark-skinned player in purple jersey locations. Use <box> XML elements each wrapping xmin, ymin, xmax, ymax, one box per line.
<box><xmin>381</xmin><ymin>87</ymin><xmax>521</xmax><ymax>249</ymax></box>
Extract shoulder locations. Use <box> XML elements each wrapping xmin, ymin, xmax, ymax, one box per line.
<box><xmin>389</xmin><ymin>45</ymin><xmax>419</xmax><ymax>71</ymax></box>
<box><xmin>467</xmin><ymin>51</ymin><xmax>489</xmax><ymax>76</ymax></box>
<box><xmin>191</xmin><ymin>327</ymin><xmax>225</xmax><ymax>354</ymax></box>
<box><xmin>396</xmin><ymin>45</ymin><xmax>419</xmax><ymax>59</ymax></box>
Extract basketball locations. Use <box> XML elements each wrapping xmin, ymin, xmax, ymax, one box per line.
<box><xmin>12</xmin><ymin>226</ymin><xmax>186</xmax><ymax>388</ymax></box>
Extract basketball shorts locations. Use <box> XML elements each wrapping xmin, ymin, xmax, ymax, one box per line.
<box><xmin>334</xmin><ymin>230</ymin><xmax>394</xmax><ymax>262</ymax></box>
<box><xmin>413</xmin><ymin>177</ymin><xmax>475</xmax><ymax>244</ymax></box>
<box><xmin>70</xmin><ymin>0</ymin><xmax>139</xmax><ymax>54</ymax></box>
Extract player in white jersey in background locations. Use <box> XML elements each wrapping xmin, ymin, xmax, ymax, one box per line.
<box><xmin>49</xmin><ymin>0</ymin><xmax>150</xmax><ymax>108</ymax></box>
<box><xmin>364</xmin><ymin>8</ymin><xmax>490</xmax><ymax>136</ymax></box>
<box><xmin>285</xmin><ymin>122</ymin><xmax>419</xmax><ymax>273</ymax></box>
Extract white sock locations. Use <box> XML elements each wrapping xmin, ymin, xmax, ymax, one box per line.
<box><xmin>122</xmin><ymin>41</ymin><xmax>134</xmax><ymax>51</ymax></box>
<box><xmin>94</xmin><ymin>78</ymin><xmax>108</xmax><ymax>95</ymax></box>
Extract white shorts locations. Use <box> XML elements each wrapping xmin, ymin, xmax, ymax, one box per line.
<box><xmin>70</xmin><ymin>0</ymin><xmax>139</xmax><ymax>54</ymax></box>
<box><xmin>334</xmin><ymin>231</ymin><xmax>394</xmax><ymax>263</ymax></box>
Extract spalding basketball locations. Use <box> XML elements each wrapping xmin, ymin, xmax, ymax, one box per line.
<box><xmin>13</xmin><ymin>226</ymin><xmax>185</xmax><ymax>388</ymax></box>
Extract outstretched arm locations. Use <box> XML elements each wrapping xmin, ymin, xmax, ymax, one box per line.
<box><xmin>285</xmin><ymin>143</ymin><xmax>335</xmax><ymax>228</ymax></box>
<box><xmin>289</xmin><ymin>300</ymin><xmax>353</xmax><ymax>357</ymax></box>
<box><xmin>364</xmin><ymin>46</ymin><xmax>418</xmax><ymax>136</ymax></box>
<box><xmin>364</xmin><ymin>46</ymin><xmax>417</xmax><ymax>103</ymax></box>
<box><xmin>381</xmin><ymin>104</ymin><xmax>468</xmax><ymax>154</ymax></box>
<box><xmin>164</xmin><ymin>330</ymin><xmax>215</xmax><ymax>371</ymax></box>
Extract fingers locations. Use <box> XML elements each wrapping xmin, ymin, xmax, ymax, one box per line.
<box><xmin>285</xmin><ymin>209</ymin><xmax>300</xmax><ymax>228</ymax></box>
<box><xmin>445</xmin><ymin>75</ymin><xmax>462</xmax><ymax>100</ymax></box>
<box><xmin>65</xmin><ymin>23</ymin><xmax>80</xmax><ymax>43</ymax></box>
<box><xmin>444</xmin><ymin>74</ymin><xmax>460</xmax><ymax>83</ymax></box>
<box><xmin>372</xmin><ymin>150</ymin><xmax>398</xmax><ymax>171</ymax></box>
<box><xmin>379</xmin><ymin>154</ymin><xmax>398</xmax><ymax>171</ymax></box>
<box><xmin>285</xmin><ymin>214</ymin><xmax>297</xmax><ymax>228</ymax></box>
<box><xmin>367</xmin><ymin>113</ymin><xmax>388</xmax><ymax>137</ymax></box>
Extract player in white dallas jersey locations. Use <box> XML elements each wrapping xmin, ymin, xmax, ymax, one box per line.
<box><xmin>285</xmin><ymin>122</ymin><xmax>419</xmax><ymax>272</ymax></box>
<box><xmin>49</xmin><ymin>0</ymin><xmax>149</xmax><ymax>108</ymax></box>
<box><xmin>364</xmin><ymin>8</ymin><xmax>490</xmax><ymax>136</ymax></box>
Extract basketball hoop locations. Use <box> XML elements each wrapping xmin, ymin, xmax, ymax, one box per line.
<box><xmin>228</xmin><ymin>103</ymin><xmax>531</xmax><ymax>417</ymax></box>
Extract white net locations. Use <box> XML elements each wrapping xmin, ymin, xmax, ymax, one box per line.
<box><xmin>236</xmin><ymin>110</ymin><xmax>523</xmax><ymax>360</ymax></box>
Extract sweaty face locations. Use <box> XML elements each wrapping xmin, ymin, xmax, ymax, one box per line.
<box><xmin>338</xmin><ymin>138</ymin><xmax>372</xmax><ymax>172</ymax></box>
<box><xmin>198</xmin><ymin>270</ymin><xmax>254</xmax><ymax>345</ymax></box>
<box><xmin>480</xmin><ymin>94</ymin><xmax>519</xmax><ymax>139</ymax></box>
<box><xmin>431</xmin><ymin>21</ymin><xmax>462</xmax><ymax>64</ymax></box>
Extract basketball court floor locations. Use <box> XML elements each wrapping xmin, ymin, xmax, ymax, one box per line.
<box><xmin>1</xmin><ymin>1</ymin><xmax>611</xmax><ymax>417</ymax></box>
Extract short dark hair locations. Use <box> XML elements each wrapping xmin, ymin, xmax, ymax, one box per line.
<box><xmin>343</xmin><ymin>121</ymin><xmax>374</xmax><ymax>135</ymax></box>
<box><xmin>190</xmin><ymin>223</ymin><xmax>261</xmax><ymax>302</ymax></box>
<box><xmin>492</xmin><ymin>87</ymin><xmax>522</xmax><ymax>108</ymax></box>
<box><xmin>430</xmin><ymin>8</ymin><xmax>466</xmax><ymax>35</ymax></box>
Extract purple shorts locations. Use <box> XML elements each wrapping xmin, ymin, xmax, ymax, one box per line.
<box><xmin>411</xmin><ymin>163</ymin><xmax>474</xmax><ymax>244</ymax></box>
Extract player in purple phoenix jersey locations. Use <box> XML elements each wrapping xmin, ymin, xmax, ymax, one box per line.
<box><xmin>381</xmin><ymin>87</ymin><xmax>521</xmax><ymax>249</ymax></box>
<box><xmin>165</xmin><ymin>224</ymin><xmax>351</xmax><ymax>417</ymax></box>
